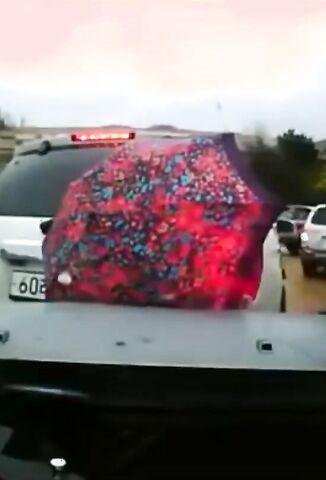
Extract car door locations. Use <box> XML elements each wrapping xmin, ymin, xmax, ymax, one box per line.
<box><xmin>306</xmin><ymin>206</ymin><xmax>326</xmax><ymax>251</ymax></box>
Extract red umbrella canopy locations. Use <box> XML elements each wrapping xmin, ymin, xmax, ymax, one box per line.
<box><xmin>43</xmin><ymin>133</ymin><xmax>282</xmax><ymax>309</ymax></box>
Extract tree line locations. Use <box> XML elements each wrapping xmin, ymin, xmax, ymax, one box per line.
<box><xmin>247</xmin><ymin>129</ymin><xmax>325</xmax><ymax>206</ymax></box>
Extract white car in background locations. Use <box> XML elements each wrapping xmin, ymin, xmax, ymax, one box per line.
<box><xmin>273</xmin><ymin>205</ymin><xmax>313</xmax><ymax>255</ymax></box>
<box><xmin>0</xmin><ymin>132</ymin><xmax>284</xmax><ymax>312</ymax></box>
<box><xmin>300</xmin><ymin>205</ymin><xmax>326</xmax><ymax>277</ymax></box>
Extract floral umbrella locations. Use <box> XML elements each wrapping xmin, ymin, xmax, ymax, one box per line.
<box><xmin>43</xmin><ymin>133</ymin><xmax>283</xmax><ymax>309</ymax></box>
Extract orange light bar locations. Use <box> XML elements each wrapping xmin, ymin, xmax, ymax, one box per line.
<box><xmin>71</xmin><ymin>132</ymin><xmax>135</xmax><ymax>142</ymax></box>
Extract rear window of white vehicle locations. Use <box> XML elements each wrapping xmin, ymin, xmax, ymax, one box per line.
<box><xmin>311</xmin><ymin>207</ymin><xmax>326</xmax><ymax>226</ymax></box>
<box><xmin>292</xmin><ymin>207</ymin><xmax>311</xmax><ymax>220</ymax></box>
<box><xmin>0</xmin><ymin>146</ymin><xmax>112</xmax><ymax>217</ymax></box>
<box><xmin>280</xmin><ymin>207</ymin><xmax>311</xmax><ymax>221</ymax></box>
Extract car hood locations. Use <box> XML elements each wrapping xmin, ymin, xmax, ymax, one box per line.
<box><xmin>0</xmin><ymin>302</ymin><xmax>325</xmax><ymax>371</ymax></box>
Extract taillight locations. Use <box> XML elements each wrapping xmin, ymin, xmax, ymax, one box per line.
<box><xmin>50</xmin><ymin>457</ymin><xmax>67</xmax><ymax>476</ymax></box>
<box><xmin>71</xmin><ymin>132</ymin><xmax>135</xmax><ymax>142</ymax></box>
<box><xmin>300</xmin><ymin>231</ymin><xmax>309</xmax><ymax>242</ymax></box>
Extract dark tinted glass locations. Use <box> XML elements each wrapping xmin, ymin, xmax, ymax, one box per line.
<box><xmin>0</xmin><ymin>146</ymin><xmax>111</xmax><ymax>217</ymax></box>
<box><xmin>292</xmin><ymin>207</ymin><xmax>311</xmax><ymax>221</ymax></box>
<box><xmin>281</xmin><ymin>207</ymin><xmax>311</xmax><ymax>221</ymax></box>
<box><xmin>311</xmin><ymin>207</ymin><xmax>326</xmax><ymax>226</ymax></box>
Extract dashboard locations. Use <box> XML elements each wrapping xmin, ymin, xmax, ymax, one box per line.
<box><xmin>1</xmin><ymin>303</ymin><xmax>326</xmax><ymax>478</ymax></box>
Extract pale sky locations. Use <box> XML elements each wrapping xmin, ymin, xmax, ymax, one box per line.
<box><xmin>1</xmin><ymin>0</ymin><xmax>326</xmax><ymax>137</ymax></box>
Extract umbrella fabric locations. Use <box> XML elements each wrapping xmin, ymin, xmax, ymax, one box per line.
<box><xmin>43</xmin><ymin>133</ymin><xmax>283</xmax><ymax>309</ymax></box>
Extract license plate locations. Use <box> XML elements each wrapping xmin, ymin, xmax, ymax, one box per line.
<box><xmin>10</xmin><ymin>271</ymin><xmax>46</xmax><ymax>300</ymax></box>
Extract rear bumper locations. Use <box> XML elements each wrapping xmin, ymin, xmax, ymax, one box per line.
<box><xmin>0</xmin><ymin>258</ymin><xmax>44</xmax><ymax>304</ymax></box>
<box><xmin>277</xmin><ymin>233</ymin><xmax>300</xmax><ymax>246</ymax></box>
<box><xmin>300</xmin><ymin>249</ymin><xmax>326</xmax><ymax>266</ymax></box>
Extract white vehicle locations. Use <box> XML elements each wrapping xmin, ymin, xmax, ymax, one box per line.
<box><xmin>251</xmin><ymin>228</ymin><xmax>285</xmax><ymax>312</ymax></box>
<box><xmin>300</xmin><ymin>204</ymin><xmax>326</xmax><ymax>277</ymax></box>
<box><xmin>273</xmin><ymin>205</ymin><xmax>313</xmax><ymax>255</ymax></box>
<box><xmin>0</xmin><ymin>132</ymin><xmax>284</xmax><ymax>311</ymax></box>
<box><xmin>0</xmin><ymin>131</ymin><xmax>135</xmax><ymax>304</ymax></box>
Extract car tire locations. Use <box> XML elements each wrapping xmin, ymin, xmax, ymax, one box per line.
<box><xmin>286</xmin><ymin>245</ymin><xmax>299</xmax><ymax>256</ymax></box>
<box><xmin>302</xmin><ymin>261</ymin><xmax>315</xmax><ymax>277</ymax></box>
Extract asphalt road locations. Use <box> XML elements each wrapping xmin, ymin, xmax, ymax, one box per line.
<box><xmin>282</xmin><ymin>251</ymin><xmax>326</xmax><ymax>314</ymax></box>
<box><xmin>259</xmin><ymin>231</ymin><xmax>326</xmax><ymax>314</ymax></box>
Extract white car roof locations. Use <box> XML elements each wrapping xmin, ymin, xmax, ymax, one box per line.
<box><xmin>284</xmin><ymin>204</ymin><xmax>314</xmax><ymax>210</ymax></box>
<box><xmin>14</xmin><ymin>131</ymin><xmax>135</xmax><ymax>155</ymax></box>
<box><xmin>13</xmin><ymin>129</ymin><xmax>204</xmax><ymax>156</ymax></box>
<box><xmin>13</xmin><ymin>131</ymin><xmax>270</xmax><ymax>157</ymax></box>
<box><xmin>307</xmin><ymin>204</ymin><xmax>326</xmax><ymax>217</ymax></box>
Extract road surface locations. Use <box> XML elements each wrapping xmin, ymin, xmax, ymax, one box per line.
<box><xmin>259</xmin><ymin>231</ymin><xmax>326</xmax><ymax>314</ymax></box>
<box><xmin>282</xmin><ymin>253</ymin><xmax>326</xmax><ymax>314</ymax></box>
<box><xmin>265</xmin><ymin>231</ymin><xmax>326</xmax><ymax>313</ymax></box>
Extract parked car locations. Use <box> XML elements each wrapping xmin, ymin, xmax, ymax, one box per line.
<box><xmin>300</xmin><ymin>204</ymin><xmax>326</xmax><ymax>277</ymax></box>
<box><xmin>0</xmin><ymin>132</ymin><xmax>284</xmax><ymax>312</ymax></box>
<box><xmin>274</xmin><ymin>205</ymin><xmax>313</xmax><ymax>255</ymax></box>
<box><xmin>0</xmin><ymin>131</ymin><xmax>135</xmax><ymax>304</ymax></box>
